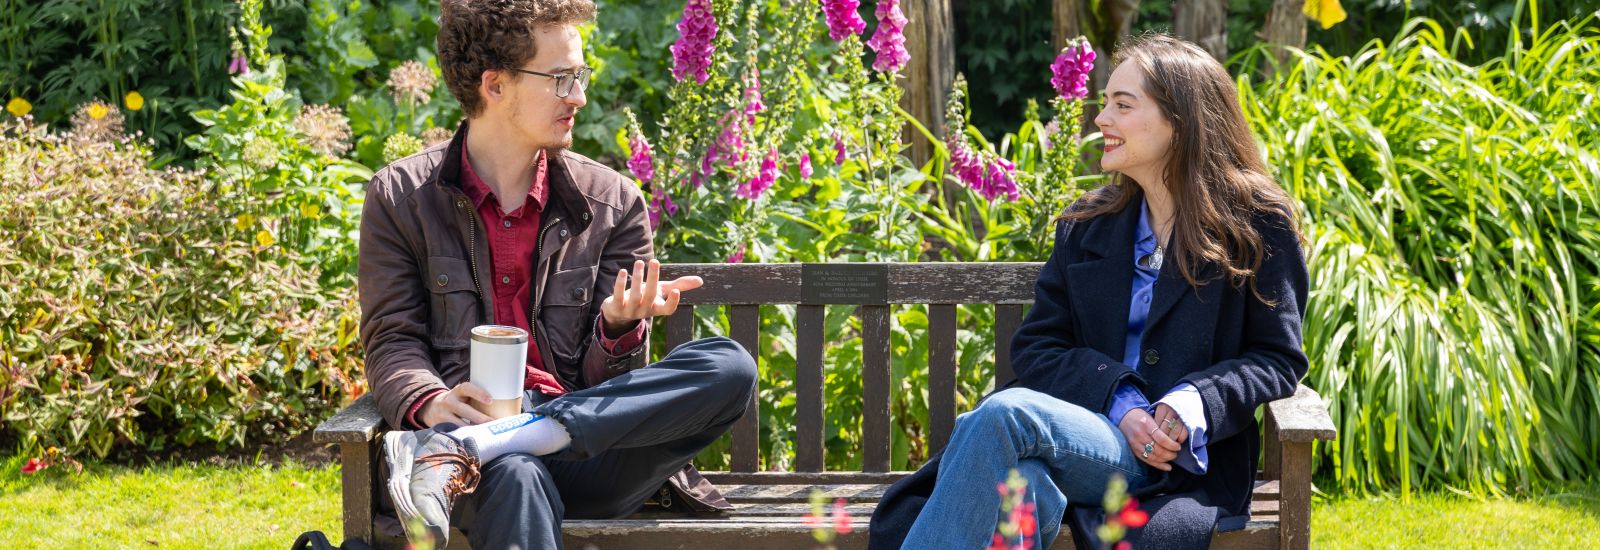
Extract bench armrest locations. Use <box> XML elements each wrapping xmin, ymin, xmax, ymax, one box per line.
<box><xmin>313</xmin><ymin>392</ymin><xmax>387</xmax><ymax>444</ymax></box>
<box><xmin>1266</xmin><ymin>384</ymin><xmax>1337</xmax><ymax>442</ymax></box>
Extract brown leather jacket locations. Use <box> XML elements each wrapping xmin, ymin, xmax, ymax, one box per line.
<box><xmin>358</xmin><ymin>124</ymin><xmax>729</xmax><ymax>512</ymax></box>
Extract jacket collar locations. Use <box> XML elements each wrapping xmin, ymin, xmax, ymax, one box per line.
<box><xmin>438</xmin><ymin>120</ymin><xmax>594</xmax><ymax>237</ymax></box>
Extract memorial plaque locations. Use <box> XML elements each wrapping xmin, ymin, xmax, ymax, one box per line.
<box><xmin>801</xmin><ymin>263</ymin><xmax>889</xmax><ymax>305</ymax></box>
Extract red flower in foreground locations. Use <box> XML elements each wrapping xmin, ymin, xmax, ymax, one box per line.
<box><xmin>1118</xmin><ymin>497</ymin><xmax>1149</xmax><ymax>528</ymax></box>
<box><xmin>832</xmin><ymin>498</ymin><xmax>854</xmax><ymax>534</ymax></box>
<box><xmin>1114</xmin><ymin>541</ymin><xmax>1132</xmax><ymax>550</ymax></box>
<box><xmin>20</xmin><ymin>457</ymin><xmax>46</xmax><ymax>474</ymax></box>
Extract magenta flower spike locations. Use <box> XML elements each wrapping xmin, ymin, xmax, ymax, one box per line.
<box><xmin>1050</xmin><ymin>38</ymin><xmax>1097</xmax><ymax>101</ymax></box>
<box><xmin>867</xmin><ymin>0</ymin><xmax>910</xmax><ymax>73</ymax></box>
<box><xmin>628</xmin><ymin>135</ymin><xmax>656</xmax><ymax>184</ymax></box>
<box><xmin>670</xmin><ymin>0</ymin><xmax>719</xmax><ymax>84</ymax></box>
<box><xmin>821</xmin><ymin>0</ymin><xmax>866</xmax><ymax>42</ymax></box>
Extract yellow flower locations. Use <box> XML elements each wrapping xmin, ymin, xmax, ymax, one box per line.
<box><xmin>255</xmin><ymin>230</ymin><xmax>276</xmax><ymax>249</ymax></box>
<box><xmin>1304</xmin><ymin>0</ymin><xmax>1347</xmax><ymax>30</ymax></box>
<box><xmin>87</xmin><ymin>102</ymin><xmax>109</xmax><ymax>120</ymax></box>
<box><xmin>6</xmin><ymin>97</ymin><xmax>30</xmax><ymax>117</ymax></box>
<box><xmin>124</xmin><ymin>91</ymin><xmax>145</xmax><ymax>111</ymax></box>
<box><xmin>234</xmin><ymin>213</ymin><xmax>256</xmax><ymax>230</ymax></box>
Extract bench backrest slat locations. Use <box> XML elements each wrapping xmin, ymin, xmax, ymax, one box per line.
<box><xmin>728</xmin><ymin>304</ymin><xmax>762</xmax><ymax>472</ymax></box>
<box><xmin>926</xmin><ymin>304</ymin><xmax>959</xmax><ymax>456</ymax></box>
<box><xmin>795</xmin><ymin>304</ymin><xmax>827</xmax><ymax>472</ymax></box>
<box><xmin>994</xmin><ymin>303</ymin><xmax>1025</xmax><ymax>386</ymax></box>
<box><xmin>859</xmin><ymin>304</ymin><xmax>893</xmax><ymax>472</ymax></box>
<box><xmin>655</xmin><ymin>263</ymin><xmax>1043</xmax><ymax>473</ymax></box>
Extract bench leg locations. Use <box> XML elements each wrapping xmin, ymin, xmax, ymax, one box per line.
<box><xmin>340</xmin><ymin>441</ymin><xmax>377</xmax><ymax>543</ymax></box>
<box><xmin>1278</xmin><ymin>441</ymin><xmax>1312</xmax><ymax>550</ymax></box>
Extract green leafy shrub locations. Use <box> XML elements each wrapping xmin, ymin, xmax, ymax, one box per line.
<box><xmin>1240</xmin><ymin>15</ymin><xmax>1600</xmax><ymax>494</ymax></box>
<box><xmin>0</xmin><ymin>120</ymin><xmax>363</xmax><ymax>459</ymax></box>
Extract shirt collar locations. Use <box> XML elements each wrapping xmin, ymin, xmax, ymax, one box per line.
<box><xmin>1136</xmin><ymin>197</ymin><xmax>1156</xmax><ymax>248</ymax></box>
<box><xmin>458</xmin><ymin>144</ymin><xmax>549</xmax><ymax>213</ymax></box>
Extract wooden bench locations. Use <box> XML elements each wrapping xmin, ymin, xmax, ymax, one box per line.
<box><xmin>314</xmin><ymin>262</ymin><xmax>1337</xmax><ymax>549</ymax></box>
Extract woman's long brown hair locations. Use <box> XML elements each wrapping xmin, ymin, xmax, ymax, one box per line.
<box><xmin>1063</xmin><ymin>33</ymin><xmax>1301</xmax><ymax>304</ymax></box>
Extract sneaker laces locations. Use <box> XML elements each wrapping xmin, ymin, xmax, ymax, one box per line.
<box><xmin>417</xmin><ymin>451</ymin><xmax>481</xmax><ymax>504</ymax></box>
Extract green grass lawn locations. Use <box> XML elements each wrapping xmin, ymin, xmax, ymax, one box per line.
<box><xmin>3</xmin><ymin>453</ymin><xmax>1598</xmax><ymax>548</ymax></box>
<box><xmin>0</xmin><ymin>454</ymin><xmax>342</xmax><ymax>549</ymax></box>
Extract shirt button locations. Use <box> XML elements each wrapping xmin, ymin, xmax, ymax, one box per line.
<box><xmin>503</xmin><ymin>220</ymin><xmax>512</xmax><ymax>228</ymax></box>
<box><xmin>1097</xmin><ymin>363</ymin><xmax>1108</xmax><ymax>371</ymax></box>
<box><xmin>501</xmin><ymin>276</ymin><xmax>511</xmax><ymax>284</ymax></box>
<box><xmin>1144</xmin><ymin>349</ymin><xmax>1160</xmax><ymax>365</ymax></box>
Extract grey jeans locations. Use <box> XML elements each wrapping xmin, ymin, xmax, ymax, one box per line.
<box><xmin>448</xmin><ymin>336</ymin><xmax>757</xmax><ymax>549</ymax></box>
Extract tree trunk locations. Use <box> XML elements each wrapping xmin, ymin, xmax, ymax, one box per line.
<box><xmin>1174</xmin><ymin>0</ymin><xmax>1228</xmax><ymax>61</ymax></box>
<box><xmin>1051</xmin><ymin>0</ymin><xmax>1083</xmax><ymax>50</ymax></box>
<box><xmin>899</xmin><ymin>0</ymin><xmax>955</xmax><ymax>168</ymax></box>
<box><xmin>1262</xmin><ymin>0</ymin><xmax>1307</xmax><ymax>78</ymax></box>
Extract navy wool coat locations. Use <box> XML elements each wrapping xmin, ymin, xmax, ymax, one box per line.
<box><xmin>869</xmin><ymin>192</ymin><xmax>1310</xmax><ymax>550</ymax></box>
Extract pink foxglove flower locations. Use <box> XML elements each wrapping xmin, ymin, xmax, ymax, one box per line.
<box><xmin>743</xmin><ymin>73</ymin><xmax>765</xmax><ymax>124</ymax></box>
<box><xmin>1050</xmin><ymin>38</ymin><xmax>1097</xmax><ymax>101</ymax></box>
<box><xmin>726</xmin><ymin>243</ymin><xmax>746</xmax><ymax>264</ymax></box>
<box><xmin>670</xmin><ymin>0</ymin><xmax>718</xmax><ymax>84</ymax></box>
<box><xmin>228</xmin><ymin>50</ymin><xmax>249</xmax><ymax>75</ymax></box>
<box><xmin>867</xmin><ymin>0</ymin><xmax>910</xmax><ymax>73</ymax></box>
<box><xmin>821</xmin><ymin>0</ymin><xmax>866</xmax><ymax>42</ymax></box>
<box><xmin>628</xmin><ymin>135</ymin><xmax>655</xmax><ymax>184</ymax></box>
<box><xmin>649</xmin><ymin>191</ymin><xmax>677</xmax><ymax>230</ymax></box>
<box><xmin>799</xmin><ymin>152</ymin><xmax>813</xmax><ymax>179</ymax></box>
<box><xmin>736</xmin><ymin>148</ymin><xmax>779</xmax><ymax>200</ymax></box>
<box><xmin>833</xmin><ymin>132</ymin><xmax>847</xmax><ymax>165</ymax></box>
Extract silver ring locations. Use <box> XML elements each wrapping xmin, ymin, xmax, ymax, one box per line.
<box><xmin>1142</xmin><ymin>442</ymin><xmax>1155</xmax><ymax>458</ymax></box>
<box><xmin>1141</xmin><ymin>450</ymin><xmax>1150</xmax><ymax>459</ymax></box>
<box><xmin>1149</xmin><ymin>425</ymin><xmax>1162</xmax><ymax>435</ymax></box>
<box><xmin>1164</xmin><ymin>418</ymin><xmax>1175</xmax><ymax>431</ymax></box>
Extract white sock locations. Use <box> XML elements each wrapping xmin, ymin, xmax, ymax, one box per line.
<box><xmin>448</xmin><ymin>413</ymin><xmax>572</xmax><ymax>462</ymax></box>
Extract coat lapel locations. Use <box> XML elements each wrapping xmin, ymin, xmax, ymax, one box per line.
<box><xmin>1065</xmin><ymin>204</ymin><xmax>1141</xmax><ymax>361</ymax></box>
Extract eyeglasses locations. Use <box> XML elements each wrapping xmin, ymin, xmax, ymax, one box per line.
<box><xmin>509</xmin><ymin>66</ymin><xmax>593</xmax><ymax>98</ymax></box>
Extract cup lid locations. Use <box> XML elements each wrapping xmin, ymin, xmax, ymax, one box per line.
<box><xmin>471</xmin><ymin>325</ymin><xmax>529</xmax><ymax>344</ymax></box>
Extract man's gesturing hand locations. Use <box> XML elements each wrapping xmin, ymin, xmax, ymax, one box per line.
<box><xmin>600</xmin><ymin>259</ymin><xmax>703</xmax><ymax>333</ymax></box>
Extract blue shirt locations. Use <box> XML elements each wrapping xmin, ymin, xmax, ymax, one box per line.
<box><xmin>1106</xmin><ymin>199</ymin><xmax>1210</xmax><ymax>474</ymax></box>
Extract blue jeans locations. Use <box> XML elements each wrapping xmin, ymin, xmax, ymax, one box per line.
<box><xmin>903</xmin><ymin>387</ymin><xmax>1153</xmax><ymax>548</ymax></box>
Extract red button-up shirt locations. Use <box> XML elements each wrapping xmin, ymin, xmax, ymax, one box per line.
<box><xmin>406</xmin><ymin>146</ymin><xmax>645</xmax><ymax>427</ymax></box>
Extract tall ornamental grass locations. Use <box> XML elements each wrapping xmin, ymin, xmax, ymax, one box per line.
<box><xmin>1240</xmin><ymin>14</ymin><xmax>1600</xmax><ymax>495</ymax></box>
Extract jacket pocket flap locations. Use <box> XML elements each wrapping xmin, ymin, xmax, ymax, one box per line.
<box><xmin>544</xmin><ymin>265</ymin><xmax>598</xmax><ymax>306</ymax></box>
<box><xmin>426</xmin><ymin>256</ymin><xmax>477</xmax><ymax>294</ymax></box>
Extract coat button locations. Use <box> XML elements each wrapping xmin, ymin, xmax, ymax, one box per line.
<box><xmin>456</xmin><ymin>200</ymin><xmax>466</xmax><ymax>209</ymax></box>
<box><xmin>436</xmin><ymin>274</ymin><xmax>448</xmax><ymax>287</ymax></box>
<box><xmin>559</xmin><ymin>229</ymin><xmax>569</xmax><ymax>238</ymax></box>
<box><xmin>572</xmin><ymin>287</ymin><xmax>586</xmax><ymax>300</ymax></box>
<box><xmin>503</xmin><ymin>219</ymin><xmax>512</xmax><ymax>228</ymax></box>
<box><xmin>1097</xmin><ymin>363</ymin><xmax>1108</xmax><ymax>371</ymax></box>
<box><xmin>1144</xmin><ymin>349</ymin><xmax>1160</xmax><ymax>366</ymax></box>
<box><xmin>581</xmin><ymin>212</ymin><xmax>590</xmax><ymax>221</ymax></box>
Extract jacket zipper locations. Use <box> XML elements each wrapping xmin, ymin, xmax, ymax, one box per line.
<box><xmin>529</xmin><ymin>217</ymin><xmax>562</xmax><ymax>347</ymax></box>
<box><xmin>458</xmin><ymin>194</ymin><xmax>488</xmax><ymax>323</ymax></box>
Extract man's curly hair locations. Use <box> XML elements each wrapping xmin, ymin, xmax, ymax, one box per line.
<box><xmin>437</xmin><ymin>0</ymin><xmax>596</xmax><ymax>117</ymax></box>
